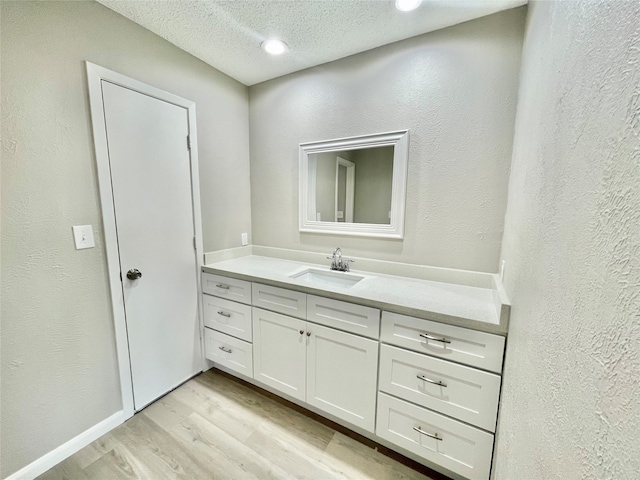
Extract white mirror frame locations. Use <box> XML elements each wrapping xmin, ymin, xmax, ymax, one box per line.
<box><xmin>299</xmin><ymin>129</ymin><xmax>409</xmax><ymax>239</ymax></box>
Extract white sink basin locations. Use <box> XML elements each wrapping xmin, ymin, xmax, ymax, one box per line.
<box><xmin>289</xmin><ymin>268</ymin><xmax>364</xmax><ymax>288</ymax></box>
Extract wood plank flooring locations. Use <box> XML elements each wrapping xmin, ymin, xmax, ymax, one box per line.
<box><xmin>38</xmin><ymin>369</ymin><xmax>446</xmax><ymax>480</ymax></box>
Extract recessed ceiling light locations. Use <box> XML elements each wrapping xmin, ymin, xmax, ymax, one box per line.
<box><xmin>261</xmin><ymin>39</ymin><xmax>288</xmax><ymax>55</ymax></box>
<box><xmin>395</xmin><ymin>0</ymin><xmax>422</xmax><ymax>12</ymax></box>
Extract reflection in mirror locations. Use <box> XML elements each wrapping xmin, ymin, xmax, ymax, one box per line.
<box><xmin>299</xmin><ymin>130</ymin><xmax>408</xmax><ymax>239</ymax></box>
<box><xmin>310</xmin><ymin>147</ymin><xmax>393</xmax><ymax>224</ymax></box>
<box><xmin>336</xmin><ymin>157</ymin><xmax>353</xmax><ymax>223</ymax></box>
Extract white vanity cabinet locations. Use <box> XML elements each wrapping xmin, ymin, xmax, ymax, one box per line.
<box><xmin>376</xmin><ymin>312</ymin><xmax>505</xmax><ymax>480</ymax></box>
<box><xmin>202</xmin><ymin>269</ymin><xmax>508</xmax><ymax>480</ymax></box>
<box><xmin>253</xmin><ymin>306</ymin><xmax>380</xmax><ymax>432</ymax></box>
<box><xmin>202</xmin><ymin>273</ymin><xmax>254</xmax><ymax>378</ymax></box>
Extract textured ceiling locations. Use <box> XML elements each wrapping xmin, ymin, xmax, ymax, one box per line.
<box><xmin>96</xmin><ymin>0</ymin><xmax>527</xmax><ymax>86</ymax></box>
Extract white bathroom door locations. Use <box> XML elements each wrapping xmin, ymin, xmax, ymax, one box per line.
<box><xmin>101</xmin><ymin>81</ymin><xmax>202</xmax><ymax>410</ymax></box>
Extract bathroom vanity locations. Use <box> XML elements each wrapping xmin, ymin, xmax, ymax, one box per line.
<box><xmin>201</xmin><ymin>253</ymin><xmax>509</xmax><ymax>480</ymax></box>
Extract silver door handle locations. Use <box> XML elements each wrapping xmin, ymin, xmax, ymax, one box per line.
<box><xmin>416</xmin><ymin>374</ymin><xmax>447</xmax><ymax>387</ymax></box>
<box><xmin>413</xmin><ymin>426</ymin><xmax>442</xmax><ymax>441</ymax></box>
<box><xmin>126</xmin><ymin>268</ymin><xmax>142</xmax><ymax>280</ymax></box>
<box><xmin>215</xmin><ymin>284</ymin><xmax>230</xmax><ymax>290</ymax></box>
<box><xmin>217</xmin><ymin>311</ymin><xmax>231</xmax><ymax>317</ymax></box>
<box><xmin>419</xmin><ymin>333</ymin><xmax>451</xmax><ymax>344</ymax></box>
<box><xmin>218</xmin><ymin>346</ymin><xmax>232</xmax><ymax>353</ymax></box>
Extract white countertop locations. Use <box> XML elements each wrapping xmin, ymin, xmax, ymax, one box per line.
<box><xmin>202</xmin><ymin>255</ymin><xmax>508</xmax><ymax>335</ymax></box>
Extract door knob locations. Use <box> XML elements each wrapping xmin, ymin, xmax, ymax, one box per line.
<box><xmin>126</xmin><ymin>268</ymin><xmax>142</xmax><ymax>280</ymax></box>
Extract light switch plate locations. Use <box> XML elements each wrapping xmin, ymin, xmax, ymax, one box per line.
<box><xmin>72</xmin><ymin>225</ymin><xmax>95</xmax><ymax>250</ymax></box>
<box><xmin>241</xmin><ymin>232</ymin><xmax>248</xmax><ymax>246</ymax></box>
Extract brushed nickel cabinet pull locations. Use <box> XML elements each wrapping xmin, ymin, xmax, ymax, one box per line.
<box><xmin>413</xmin><ymin>426</ymin><xmax>442</xmax><ymax>441</ymax></box>
<box><xmin>416</xmin><ymin>374</ymin><xmax>447</xmax><ymax>387</ymax></box>
<box><xmin>215</xmin><ymin>284</ymin><xmax>230</xmax><ymax>290</ymax></box>
<box><xmin>218</xmin><ymin>346</ymin><xmax>232</xmax><ymax>353</ymax></box>
<box><xmin>419</xmin><ymin>333</ymin><xmax>451</xmax><ymax>344</ymax></box>
<box><xmin>217</xmin><ymin>311</ymin><xmax>231</xmax><ymax>317</ymax></box>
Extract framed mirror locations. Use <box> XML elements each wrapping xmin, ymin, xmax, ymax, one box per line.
<box><xmin>299</xmin><ymin>130</ymin><xmax>408</xmax><ymax>239</ymax></box>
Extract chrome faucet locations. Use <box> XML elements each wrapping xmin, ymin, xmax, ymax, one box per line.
<box><xmin>327</xmin><ymin>247</ymin><xmax>354</xmax><ymax>272</ymax></box>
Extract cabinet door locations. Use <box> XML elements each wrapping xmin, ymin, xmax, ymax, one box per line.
<box><xmin>306</xmin><ymin>323</ymin><xmax>379</xmax><ymax>432</ymax></box>
<box><xmin>253</xmin><ymin>308</ymin><xmax>307</xmax><ymax>401</ymax></box>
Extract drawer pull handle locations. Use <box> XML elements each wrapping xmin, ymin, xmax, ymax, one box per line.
<box><xmin>413</xmin><ymin>426</ymin><xmax>442</xmax><ymax>441</ymax></box>
<box><xmin>299</xmin><ymin>330</ymin><xmax>304</xmax><ymax>335</ymax></box>
<box><xmin>215</xmin><ymin>284</ymin><xmax>230</xmax><ymax>290</ymax></box>
<box><xmin>218</xmin><ymin>346</ymin><xmax>232</xmax><ymax>353</ymax></box>
<box><xmin>419</xmin><ymin>333</ymin><xmax>451</xmax><ymax>344</ymax></box>
<box><xmin>217</xmin><ymin>311</ymin><xmax>231</xmax><ymax>317</ymax></box>
<box><xmin>307</xmin><ymin>331</ymin><xmax>312</xmax><ymax>337</ymax></box>
<box><xmin>416</xmin><ymin>374</ymin><xmax>447</xmax><ymax>387</ymax></box>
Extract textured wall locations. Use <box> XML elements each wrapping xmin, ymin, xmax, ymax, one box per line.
<box><xmin>0</xmin><ymin>1</ymin><xmax>250</xmax><ymax>477</ymax></box>
<box><xmin>249</xmin><ymin>8</ymin><xmax>526</xmax><ymax>273</ymax></box>
<box><xmin>495</xmin><ymin>1</ymin><xmax>640</xmax><ymax>479</ymax></box>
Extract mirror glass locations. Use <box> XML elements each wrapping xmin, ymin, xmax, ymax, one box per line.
<box><xmin>299</xmin><ymin>130</ymin><xmax>408</xmax><ymax>239</ymax></box>
<box><xmin>309</xmin><ymin>146</ymin><xmax>393</xmax><ymax>224</ymax></box>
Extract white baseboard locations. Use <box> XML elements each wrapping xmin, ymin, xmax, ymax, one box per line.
<box><xmin>4</xmin><ymin>410</ymin><xmax>127</xmax><ymax>480</ymax></box>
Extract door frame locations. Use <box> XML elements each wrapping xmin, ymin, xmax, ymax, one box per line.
<box><xmin>85</xmin><ymin>62</ymin><xmax>205</xmax><ymax>419</ymax></box>
<box><xmin>334</xmin><ymin>156</ymin><xmax>355</xmax><ymax>223</ymax></box>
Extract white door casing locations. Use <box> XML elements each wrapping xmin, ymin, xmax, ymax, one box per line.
<box><xmin>86</xmin><ymin>62</ymin><xmax>205</xmax><ymax>417</ymax></box>
<box><xmin>334</xmin><ymin>156</ymin><xmax>355</xmax><ymax>223</ymax></box>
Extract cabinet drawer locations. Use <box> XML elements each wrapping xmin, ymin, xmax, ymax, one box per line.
<box><xmin>252</xmin><ymin>283</ymin><xmax>307</xmax><ymax>319</ymax></box>
<box><xmin>379</xmin><ymin>345</ymin><xmax>501</xmax><ymax>432</ymax></box>
<box><xmin>307</xmin><ymin>295</ymin><xmax>380</xmax><ymax>339</ymax></box>
<box><xmin>376</xmin><ymin>393</ymin><xmax>494</xmax><ymax>480</ymax></box>
<box><xmin>202</xmin><ymin>273</ymin><xmax>252</xmax><ymax>305</ymax></box>
<box><xmin>381</xmin><ymin>312</ymin><xmax>505</xmax><ymax>373</ymax></box>
<box><xmin>204</xmin><ymin>328</ymin><xmax>253</xmax><ymax>378</ymax></box>
<box><xmin>203</xmin><ymin>295</ymin><xmax>252</xmax><ymax>342</ymax></box>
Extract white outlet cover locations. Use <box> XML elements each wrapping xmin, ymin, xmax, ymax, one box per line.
<box><xmin>241</xmin><ymin>232</ymin><xmax>248</xmax><ymax>246</ymax></box>
<box><xmin>72</xmin><ymin>225</ymin><xmax>95</xmax><ymax>250</ymax></box>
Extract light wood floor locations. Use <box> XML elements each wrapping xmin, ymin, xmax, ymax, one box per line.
<box><xmin>38</xmin><ymin>369</ymin><xmax>445</xmax><ymax>480</ymax></box>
